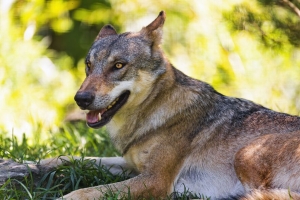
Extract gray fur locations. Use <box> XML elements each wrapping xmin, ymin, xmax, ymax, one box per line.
<box><xmin>54</xmin><ymin>11</ymin><xmax>300</xmax><ymax>200</ymax></box>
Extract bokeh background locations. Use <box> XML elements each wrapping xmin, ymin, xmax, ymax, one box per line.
<box><xmin>1</xmin><ymin>0</ymin><xmax>300</xmax><ymax>156</ymax></box>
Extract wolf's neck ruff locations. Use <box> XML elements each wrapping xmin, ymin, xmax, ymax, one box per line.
<box><xmin>107</xmin><ymin>66</ymin><xmax>218</xmax><ymax>154</ymax></box>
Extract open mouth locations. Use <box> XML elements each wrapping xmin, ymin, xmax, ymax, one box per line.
<box><xmin>86</xmin><ymin>91</ymin><xmax>130</xmax><ymax>129</ymax></box>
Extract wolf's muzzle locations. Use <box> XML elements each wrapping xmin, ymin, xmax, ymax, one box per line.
<box><xmin>74</xmin><ymin>91</ymin><xmax>95</xmax><ymax>109</ymax></box>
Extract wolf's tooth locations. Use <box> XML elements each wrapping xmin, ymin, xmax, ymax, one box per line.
<box><xmin>106</xmin><ymin>98</ymin><xmax>119</xmax><ymax>110</ymax></box>
<box><xmin>98</xmin><ymin>113</ymin><xmax>102</xmax><ymax>121</ymax></box>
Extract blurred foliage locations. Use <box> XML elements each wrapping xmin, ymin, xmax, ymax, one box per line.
<box><xmin>0</xmin><ymin>0</ymin><xmax>299</xmax><ymax>146</ymax></box>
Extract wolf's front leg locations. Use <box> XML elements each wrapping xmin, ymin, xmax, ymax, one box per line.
<box><xmin>60</xmin><ymin>174</ymin><xmax>169</xmax><ymax>200</ymax></box>
<box><xmin>40</xmin><ymin>156</ymin><xmax>138</xmax><ymax>177</ymax></box>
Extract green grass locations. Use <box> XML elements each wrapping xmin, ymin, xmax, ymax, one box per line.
<box><xmin>0</xmin><ymin>122</ymin><xmax>207</xmax><ymax>200</ymax></box>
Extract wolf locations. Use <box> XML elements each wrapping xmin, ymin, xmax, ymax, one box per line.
<box><xmin>43</xmin><ymin>11</ymin><xmax>300</xmax><ymax>199</ymax></box>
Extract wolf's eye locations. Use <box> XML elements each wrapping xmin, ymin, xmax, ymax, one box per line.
<box><xmin>114</xmin><ymin>63</ymin><xmax>124</xmax><ymax>69</ymax></box>
<box><xmin>86</xmin><ymin>62</ymin><xmax>91</xmax><ymax>71</ymax></box>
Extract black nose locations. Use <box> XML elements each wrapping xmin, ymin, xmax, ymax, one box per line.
<box><xmin>74</xmin><ymin>91</ymin><xmax>95</xmax><ymax>109</ymax></box>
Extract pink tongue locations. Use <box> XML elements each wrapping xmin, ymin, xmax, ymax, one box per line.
<box><xmin>86</xmin><ymin>110</ymin><xmax>100</xmax><ymax>124</ymax></box>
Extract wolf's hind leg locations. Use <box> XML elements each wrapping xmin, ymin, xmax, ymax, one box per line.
<box><xmin>234</xmin><ymin>132</ymin><xmax>300</xmax><ymax>197</ymax></box>
<box><xmin>239</xmin><ymin>189</ymin><xmax>300</xmax><ymax>200</ymax></box>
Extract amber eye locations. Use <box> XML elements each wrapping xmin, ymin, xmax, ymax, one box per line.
<box><xmin>114</xmin><ymin>63</ymin><xmax>124</xmax><ymax>69</ymax></box>
<box><xmin>86</xmin><ymin>62</ymin><xmax>91</xmax><ymax>70</ymax></box>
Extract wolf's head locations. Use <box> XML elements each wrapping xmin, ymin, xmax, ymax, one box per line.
<box><xmin>74</xmin><ymin>11</ymin><xmax>167</xmax><ymax>129</ymax></box>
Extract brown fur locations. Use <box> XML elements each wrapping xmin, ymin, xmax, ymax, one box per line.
<box><xmin>241</xmin><ymin>189</ymin><xmax>300</xmax><ymax>200</ymax></box>
<box><xmin>40</xmin><ymin>11</ymin><xmax>300</xmax><ymax>200</ymax></box>
<box><xmin>235</xmin><ymin>132</ymin><xmax>300</xmax><ymax>191</ymax></box>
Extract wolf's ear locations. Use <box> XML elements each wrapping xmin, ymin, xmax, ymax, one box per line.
<box><xmin>141</xmin><ymin>11</ymin><xmax>166</xmax><ymax>46</ymax></box>
<box><xmin>95</xmin><ymin>25</ymin><xmax>118</xmax><ymax>41</ymax></box>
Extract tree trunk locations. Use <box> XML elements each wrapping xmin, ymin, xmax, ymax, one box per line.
<box><xmin>0</xmin><ymin>159</ymin><xmax>53</xmax><ymax>186</ymax></box>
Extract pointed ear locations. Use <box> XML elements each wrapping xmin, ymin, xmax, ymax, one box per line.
<box><xmin>95</xmin><ymin>25</ymin><xmax>118</xmax><ymax>41</ymax></box>
<box><xmin>141</xmin><ymin>11</ymin><xmax>166</xmax><ymax>45</ymax></box>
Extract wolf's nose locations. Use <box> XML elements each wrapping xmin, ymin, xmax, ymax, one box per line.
<box><xmin>74</xmin><ymin>91</ymin><xmax>95</xmax><ymax>109</ymax></box>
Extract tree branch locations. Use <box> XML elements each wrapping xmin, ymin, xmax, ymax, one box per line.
<box><xmin>281</xmin><ymin>0</ymin><xmax>300</xmax><ymax>18</ymax></box>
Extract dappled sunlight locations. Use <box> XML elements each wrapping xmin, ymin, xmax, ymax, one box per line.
<box><xmin>0</xmin><ymin>0</ymin><xmax>300</xmax><ymax>141</ymax></box>
<box><xmin>0</xmin><ymin>0</ymin><xmax>78</xmax><ymax>139</ymax></box>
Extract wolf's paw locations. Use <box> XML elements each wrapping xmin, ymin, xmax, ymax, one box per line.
<box><xmin>58</xmin><ymin>189</ymin><xmax>93</xmax><ymax>200</ymax></box>
<box><xmin>39</xmin><ymin>156</ymin><xmax>72</xmax><ymax>169</ymax></box>
<box><xmin>58</xmin><ymin>187</ymin><xmax>106</xmax><ymax>200</ymax></box>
